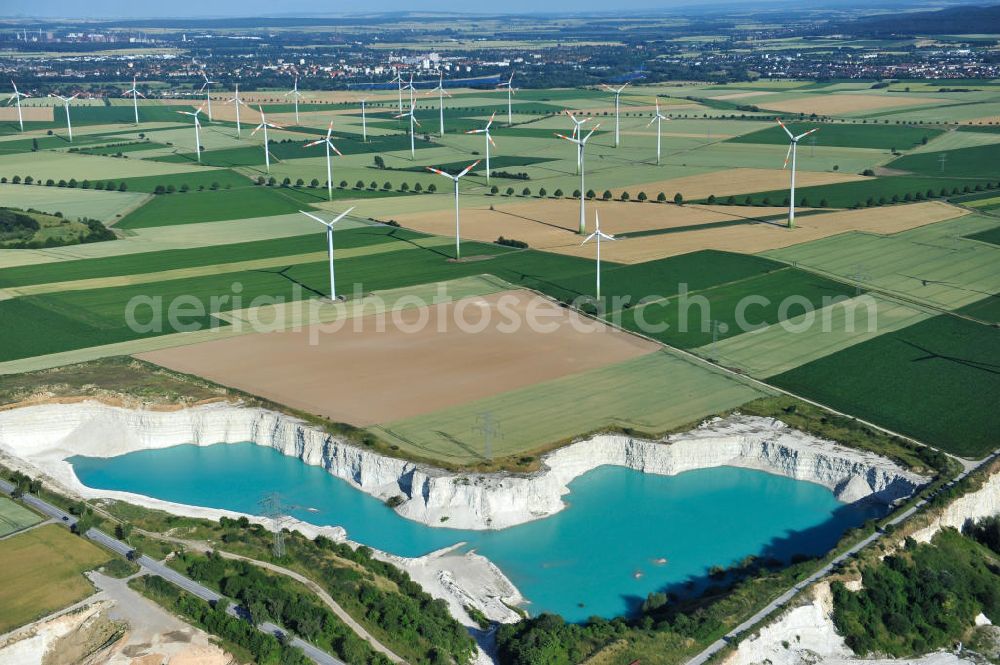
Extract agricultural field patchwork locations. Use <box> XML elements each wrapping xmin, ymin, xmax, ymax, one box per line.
<box><xmin>0</xmin><ymin>524</ymin><xmax>112</xmax><ymax>633</ymax></box>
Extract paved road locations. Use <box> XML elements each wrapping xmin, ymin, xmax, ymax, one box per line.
<box><xmin>0</xmin><ymin>478</ymin><xmax>344</xmax><ymax>665</ymax></box>
<box><xmin>683</xmin><ymin>449</ymin><xmax>1000</xmax><ymax>665</ymax></box>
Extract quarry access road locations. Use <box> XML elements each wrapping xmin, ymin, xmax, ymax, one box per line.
<box><xmin>0</xmin><ymin>478</ymin><xmax>345</xmax><ymax>665</ymax></box>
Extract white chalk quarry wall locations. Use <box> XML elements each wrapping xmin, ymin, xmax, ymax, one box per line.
<box><xmin>0</xmin><ymin>401</ymin><xmax>927</xmax><ymax>531</ymax></box>
<box><xmin>911</xmin><ymin>470</ymin><xmax>1000</xmax><ymax>543</ymax></box>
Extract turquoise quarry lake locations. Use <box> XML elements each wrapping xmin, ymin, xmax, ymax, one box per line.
<box><xmin>70</xmin><ymin>442</ymin><xmax>881</xmax><ymax>621</ymax></box>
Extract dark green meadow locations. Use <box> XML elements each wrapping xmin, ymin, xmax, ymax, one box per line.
<box><xmin>617</xmin><ymin>268</ymin><xmax>858</xmax><ymax>349</ymax></box>
<box><xmin>703</xmin><ymin>176</ymin><xmax>996</xmax><ymax>209</ymax></box>
<box><xmin>889</xmin><ymin>143</ymin><xmax>1000</xmax><ymax>180</ymax></box>
<box><xmin>770</xmin><ymin>314</ymin><xmax>1000</xmax><ymax>457</ymax></box>
<box><xmin>727</xmin><ymin>123</ymin><xmax>943</xmax><ymax>151</ymax></box>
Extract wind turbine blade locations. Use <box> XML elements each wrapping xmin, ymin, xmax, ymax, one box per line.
<box><xmin>300</xmin><ymin>210</ymin><xmax>333</xmax><ymax>228</ymax></box>
<box><xmin>795</xmin><ymin>128</ymin><xmax>819</xmax><ymax>141</ymax></box>
<box><xmin>487</xmin><ymin>111</ymin><xmax>496</xmax><ymax>128</ymax></box>
<box><xmin>466</xmin><ymin>129</ymin><xmax>485</xmax><ymax>134</ymax></box>
<box><xmin>427</xmin><ymin>166</ymin><xmax>450</xmax><ymax>177</ymax></box>
<box><xmin>330</xmin><ymin>206</ymin><xmax>356</xmax><ymax>225</ymax></box>
<box><xmin>304</xmin><ymin>138</ymin><xmax>324</xmax><ymax>147</ymax></box>
<box><xmin>581</xmin><ymin>232</ymin><xmax>597</xmax><ymax>245</ymax></box>
<box><xmin>775</xmin><ymin>117</ymin><xmax>795</xmax><ymax>140</ymax></box>
<box><xmin>329</xmin><ymin>143</ymin><xmax>343</xmax><ymax>156</ymax></box>
<box><xmin>488</xmin><ymin>134</ymin><xmax>496</xmax><ymax>148</ymax></box>
<box><xmin>555</xmin><ymin>132</ymin><xmax>580</xmax><ymax>144</ymax></box>
<box><xmin>583</xmin><ymin>124</ymin><xmax>600</xmax><ymax>141</ymax></box>
<box><xmin>783</xmin><ymin>142</ymin><xmax>793</xmax><ymax>169</ymax></box>
<box><xmin>457</xmin><ymin>160</ymin><xmax>481</xmax><ymax>178</ymax></box>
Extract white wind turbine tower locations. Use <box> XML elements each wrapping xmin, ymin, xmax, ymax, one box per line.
<box><xmin>285</xmin><ymin>76</ymin><xmax>303</xmax><ymax>124</ymax></box>
<box><xmin>224</xmin><ymin>83</ymin><xmax>247</xmax><ymax>137</ymax></box>
<box><xmin>200</xmin><ymin>71</ymin><xmax>217</xmax><ymax>121</ymax></box>
<box><xmin>602</xmin><ymin>82</ymin><xmax>629</xmax><ymax>148</ymax></box>
<box><xmin>428</xmin><ymin>73</ymin><xmax>450</xmax><ymax>136</ymax></box>
<box><xmin>581</xmin><ymin>211</ymin><xmax>615</xmax><ymax>300</ymax></box>
<box><xmin>7</xmin><ymin>80</ymin><xmax>30</xmax><ymax>132</ymax></box>
<box><xmin>304</xmin><ymin>121</ymin><xmax>343</xmax><ymax>201</ymax></box>
<box><xmin>647</xmin><ymin>99</ymin><xmax>668</xmax><ymax>165</ymax></box>
<box><xmin>299</xmin><ymin>207</ymin><xmax>355</xmax><ymax>300</ymax></box>
<box><xmin>177</xmin><ymin>105</ymin><xmax>205</xmax><ymax>162</ymax></box>
<box><xmin>357</xmin><ymin>97</ymin><xmax>369</xmax><ymax>142</ymax></box>
<box><xmin>49</xmin><ymin>93</ymin><xmax>78</xmax><ymax>142</ymax></box>
<box><xmin>497</xmin><ymin>72</ymin><xmax>516</xmax><ymax>125</ymax></box>
<box><xmin>391</xmin><ymin>72</ymin><xmax>404</xmax><ymax>114</ymax></box>
<box><xmin>406</xmin><ymin>74</ymin><xmax>416</xmax><ymax>108</ymax></box>
<box><xmin>252</xmin><ymin>105</ymin><xmax>285</xmax><ymax>174</ymax></box>
<box><xmin>556</xmin><ymin>123</ymin><xmax>601</xmax><ymax>234</ymax></box>
<box><xmin>465</xmin><ymin>112</ymin><xmax>497</xmax><ymax>184</ymax></box>
<box><xmin>427</xmin><ymin>160</ymin><xmax>481</xmax><ymax>260</ymax></box>
<box><xmin>123</xmin><ymin>76</ymin><xmax>145</xmax><ymax>126</ymax></box>
<box><xmin>565</xmin><ymin>110</ymin><xmax>592</xmax><ymax>174</ymax></box>
<box><xmin>395</xmin><ymin>101</ymin><xmax>421</xmax><ymax>159</ymax></box>
<box><xmin>776</xmin><ymin>118</ymin><xmax>819</xmax><ymax>229</ymax></box>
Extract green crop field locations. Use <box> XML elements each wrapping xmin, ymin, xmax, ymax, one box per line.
<box><xmin>967</xmin><ymin>224</ymin><xmax>1000</xmax><ymax>246</ymax></box>
<box><xmin>0</xmin><ymin>183</ymin><xmax>148</xmax><ymax>222</ymax></box>
<box><xmin>616</xmin><ymin>267</ymin><xmax>858</xmax><ymax>349</ymax></box>
<box><xmin>0</xmin><ymin>497</ymin><xmax>42</xmax><ymax>538</ymax></box>
<box><xmin>770</xmin><ymin>314</ymin><xmax>1000</xmax><ymax>458</ymax></box>
<box><xmin>0</xmin><ymin>225</ymin><xmax>430</xmax><ymax>287</ymax></box>
<box><xmin>957</xmin><ymin>294</ymin><xmax>1000</xmax><ymax>324</ymax></box>
<box><xmin>889</xmin><ymin>143</ymin><xmax>1000</xmax><ymax>179</ymax></box>
<box><xmin>764</xmin><ymin>216</ymin><xmax>1000</xmax><ymax>310</ymax></box>
<box><xmin>372</xmin><ymin>350</ymin><xmax>770</xmax><ymax>464</ymax></box>
<box><xmin>726</xmin><ymin>123</ymin><xmax>943</xmax><ymax>150</ymax></box>
<box><xmin>693</xmin><ymin>294</ymin><xmax>933</xmax><ymax>378</ymax></box>
<box><xmin>707</xmin><ymin>177</ymin><xmax>993</xmax><ymax>208</ymax></box>
<box><xmin>114</xmin><ymin>185</ymin><xmax>331</xmax><ymax>228</ymax></box>
<box><xmin>0</xmin><ymin>524</ymin><xmax>112</xmax><ymax>633</ymax></box>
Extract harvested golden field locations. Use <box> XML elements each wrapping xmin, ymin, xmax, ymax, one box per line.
<box><xmin>0</xmin><ymin>524</ymin><xmax>111</xmax><ymax>633</ymax></box>
<box><xmin>138</xmin><ymin>290</ymin><xmax>658</xmax><ymax>427</ymax></box>
<box><xmin>616</xmin><ymin>168</ymin><xmax>869</xmax><ymax>201</ymax></box>
<box><xmin>763</xmin><ymin>94</ymin><xmax>950</xmax><ymax>115</ymax></box>
<box><xmin>546</xmin><ymin>200</ymin><xmax>968</xmax><ymax>263</ymax></box>
<box><xmin>0</xmin><ymin>106</ymin><xmax>53</xmax><ymax>122</ymax></box>
<box><xmin>395</xmin><ymin>197</ymin><xmax>788</xmax><ymax>251</ymax></box>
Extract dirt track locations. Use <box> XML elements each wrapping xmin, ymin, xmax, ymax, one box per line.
<box><xmin>137</xmin><ymin>290</ymin><xmax>658</xmax><ymax>427</ymax></box>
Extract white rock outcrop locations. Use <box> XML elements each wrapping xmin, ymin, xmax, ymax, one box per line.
<box><xmin>0</xmin><ymin>401</ymin><xmax>927</xmax><ymax>532</ymax></box>
<box><xmin>911</xmin><ymin>469</ymin><xmax>1000</xmax><ymax>543</ymax></box>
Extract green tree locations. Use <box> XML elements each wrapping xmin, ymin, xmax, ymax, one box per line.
<box><xmin>674</xmin><ymin>192</ymin><xmax>684</xmax><ymax>205</ymax></box>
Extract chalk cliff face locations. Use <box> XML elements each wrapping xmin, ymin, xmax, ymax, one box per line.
<box><xmin>911</xmin><ymin>470</ymin><xmax>1000</xmax><ymax>543</ymax></box>
<box><xmin>0</xmin><ymin>401</ymin><xmax>927</xmax><ymax>531</ymax></box>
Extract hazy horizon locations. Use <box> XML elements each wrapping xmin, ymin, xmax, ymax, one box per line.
<box><xmin>0</xmin><ymin>0</ymin><xmax>949</xmax><ymax>19</ymax></box>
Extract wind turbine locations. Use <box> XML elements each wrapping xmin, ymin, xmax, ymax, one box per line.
<box><xmin>49</xmin><ymin>93</ymin><xmax>78</xmax><ymax>142</ymax></box>
<box><xmin>427</xmin><ymin>160</ymin><xmax>480</xmax><ymax>260</ymax></box>
<box><xmin>177</xmin><ymin>105</ymin><xmax>205</xmax><ymax>162</ymax></box>
<box><xmin>647</xmin><ymin>99</ymin><xmax>668</xmax><ymax>165</ymax></box>
<box><xmin>428</xmin><ymin>73</ymin><xmax>450</xmax><ymax>136</ymax></box>
<box><xmin>556</xmin><ymin>123</ymin><xmax>601</xmax><ymax>234</ymax></box>
<box><xmin>357</xmin><ymin>97</ymin><xmax>369</xmax><ymax>142</ymax></box>
<box><xmin>200</xmin><ymin>71</ymin><xmax>217</xmax><ymax>121</ymax></box>
<box><xmin>123</xmin><ymin>76</ymin><xmax>145</xmax><ymax>126</ymax></box>
<box><xmin>465</xmin><ymin>112</ymin><xmax>497</xmax><ymax>184</ymax></box>
<box><xmin>299</xmin><ymin>207</ymin><xmax>355</xmax><ymax>300</ymax></box>
<box><xmin>602</xmin><ymin>82</ymin><xmax>629</xmax><ymax>148</ymax></box>
<box><xmin>252</xmin><ymin>105</ymin><xmax>285</xmax><ymax>174</ymax></box>
<box><xmin>285</xmin><ymin>76</ymin><xmax>303</xmax><ymax>124</ymax></box>
<box><xmin>776</xmin><ymin>118</ymin><xmax>819</xmax><ymax>229</ymax></box>
<box><xmin>498</xmin><ymin>72</ymin><xmax>516</xmax><ymax>125</ymax></box>
<box><xmin>391</xmin><ymin>71</ymin><xmax>404</xmax><ymax>115</ymax></box>
<box><xmin>565</xmin><ymin>110</ymin><xmax>592</xmax><ymax>173</ymax></box>
<box><xmin>404</xmin><ymin>73</ymin><xmax>416</xmax><ymax>108</ymax></box>
<box><xmin>304</xmin><ymin>121</ymin><xmax>343</xmax><ymax>201</ymax></box>
<box><xmin>581</xmin><ymin>211</ymin><xmax>615</xmax><ymax>301</ymax></box>
<box><xmin>7</xmin><ymin>80</ymin><xmax>29</xmax><ymax>132</ymax></box>
<box><xmin>224</xmin><ymin>83</ymin><xmax>247</xmax><ymax>137</ymax></box>
<box><xmin>395</xmin><ymin>101</ymin><xmax>421</xmax><ymax>159</ymax></box>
